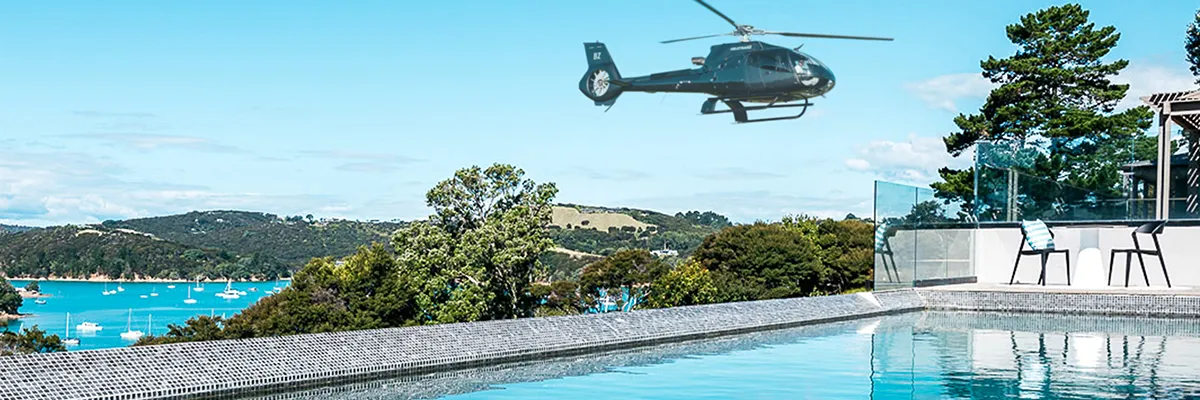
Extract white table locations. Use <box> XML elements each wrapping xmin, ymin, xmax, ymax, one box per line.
<box><xmin>1070</xmin><ymin>224</ymin><xmax>1122</xmax><ymax>289</ymax></box>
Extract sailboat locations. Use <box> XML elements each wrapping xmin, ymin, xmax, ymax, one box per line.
<box><xmin>149</xmin><ymin>286</ymin><xmax>158</xmax><ymax>297</ymax></box>
<box><xmin>166</xmin><ymin>284</ymin><xmax>176</xmax><ymax>289</ymax></box>
<box><xmin>183</xmin><ymin>286</ymin><xmax>197</xmax><ymax>304</ymax></box>
<box><xmin>62</xmin><ymin>313</ymin><xmax>80</xmax><ymax>345</ymax></box>
<box><xmin>215</xmin><ymin>280</ymin><xmax>241</xmax><ymax>299</ymax></box>
<box><xmin>116</xmin><ymin>279</ymin><xmax>125</xmax><ymax>292</ymax></box>
<box><xmin>192</xmin><ymin>277</ymin><xmax>204</xmax><ymax>292</ymax></box>
<box><xmin>102</xmin><ymin>282</ymin><xmax>114</xmax><ymax>295</ymax></box>
<box><xmin>119</xmin><ymin>309</ymin><xmax>143</xmax><ymax>340</ymax></box>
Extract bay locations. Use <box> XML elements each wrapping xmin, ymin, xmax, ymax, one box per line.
<box><xmin>5</xmin><ymin>279</ymin><xmax>289</xmax><ymax>351</ymax></box>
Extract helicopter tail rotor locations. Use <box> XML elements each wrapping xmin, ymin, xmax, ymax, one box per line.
<box><xmin>580</xmin><ymin>42</ymin><xmax>624</xmax><ymax>106</ymax></box>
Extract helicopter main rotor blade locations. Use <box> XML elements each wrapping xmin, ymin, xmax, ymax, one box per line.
<box><xmin>693</xmin><ymin>0</ymin><xmax>740</xmax><ymax>31</ymax></box>
<box><xmin>661</xmin><ymin>32</ymin><xmax>734</xmax><ymax>44</ymax></box>
<box><xmin>765</xmin><ymin>31</ymin><xmax>893</xmax><ymax>41</ymax></box>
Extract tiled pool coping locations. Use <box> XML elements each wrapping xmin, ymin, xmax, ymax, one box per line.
<box><xmin>1</xmin><ymin>286</ymin><xmax>1198</xmax><ymax>400</ymax></box>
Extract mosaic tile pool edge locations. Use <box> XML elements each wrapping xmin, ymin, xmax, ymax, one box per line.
<box><xmin>5</xmin><ymin>287</ymin><xmax>1200</xmax><ymax>400</ymax></box>
<box><xmin>0</xmin><ymin>290</ymin><xmax>922</xmax><ymax>400</ymax></box>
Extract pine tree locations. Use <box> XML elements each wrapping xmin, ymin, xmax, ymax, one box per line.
<box><xmin>932</xmin><ymin>4</ymin><xmax>1153</xmax><ymax>219</ymax></box>
<box><xmin>1188</xmin><ymin>9</ymin><xmax>1200</xmax><ymax>84</ymax></box>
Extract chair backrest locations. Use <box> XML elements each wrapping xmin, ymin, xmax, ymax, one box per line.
<box><xmin>874</xmin><ymin>222</ymin><xmax>890</xmax><ymax>251</ymax></box>
<box><xmin>1020</xmin><ymin>219</ymin><xmax>1055</xmax><ymax>250</ymax></box>
<box><xmin>1134</xmin><ymin>220</ymin><xmax>1166</xmax><ymax>235</ymax></box>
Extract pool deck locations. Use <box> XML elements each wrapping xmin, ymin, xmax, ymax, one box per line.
<box><xmin>922</xmin><ymin>282</ymin><xmax>1200</xmax><ymax>296</ymax></box>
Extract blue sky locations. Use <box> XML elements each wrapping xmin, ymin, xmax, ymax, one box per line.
<box><xmin>2</xmin><ymin>0</ymin><xmax>1198</xmax><ymax>226</ymax></box>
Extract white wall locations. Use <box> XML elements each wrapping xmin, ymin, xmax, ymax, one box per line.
<box><xmin>973</xmin><ymin>225</ymin><xmax>1200</xmax><ymax>288</ymax></box>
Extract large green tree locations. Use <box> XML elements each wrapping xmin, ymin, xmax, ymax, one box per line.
<box><xmin>393</xmin><ymin>163</ymin><xmax>557</xmax><ymax>322</ymax></box>
<box><xmin>691</xmin><ymin>223</ymin><xmax>824</xmax><ymax>302</ymax></box>
<box><xmin>1189</xmin><ymin>9</ymin><xmax>1200</xmax><ymax>84</ymax></box>
<box><xmin>0</xmin><ymin>278</ymin><xmax>20</xmax><ymax>315</ymax></box>
<box><xmin>933</xmin><ymin>4</ymin><xmax>1154</xmax><ymax>216</ymax></box>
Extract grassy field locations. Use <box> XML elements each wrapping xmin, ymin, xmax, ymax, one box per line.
<box><xmin>550</xmin><ymin>206</ymin><xmax>655</xmax><ymax>231</ymax></box>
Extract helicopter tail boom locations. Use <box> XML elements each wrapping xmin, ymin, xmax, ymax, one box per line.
<box><xmin>580</xmin><ymin>42</ymin><xmax>624</xmax><ymax>106</ymax></box>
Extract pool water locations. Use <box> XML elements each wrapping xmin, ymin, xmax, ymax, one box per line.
<box><xmin>240</xmin><ymin>311</ymin><xmax>1200</xmax><ymax>399</ymax></box>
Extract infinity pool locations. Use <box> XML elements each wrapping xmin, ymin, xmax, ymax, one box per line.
<box><xmin>240</xmin><ymin>311</ymin><xmax>1200</xmax><ymax>399</ymax></box>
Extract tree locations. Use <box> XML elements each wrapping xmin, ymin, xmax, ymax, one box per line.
<box><xmin>1189</xmin><ymin>9</ymin><xmax>1200</xmax><ymax>84</ymax></box>
<box><xmin>0</xmin><ymin>325</ymin><xmax>66</xmax><ymax>356</ymax></box>
<box><xmin>393</xmin><ymin>164</ymin><xmax>557</xmax><ymax>322</ymax></box>
<box><xmin>691</xmin><ymin>223</ymin><xmax>824</xmax><ymax>302</ymax></box>
<box><xmin>933</xmin><ymin>4</ymin><xmax>1154</xmax><ymax>213</ymax></box>
<box><xmin>0</xmin><ymin>278</ymin><xmax>20</xmax><ymax>315</ymax></box>
<box><xmin>24</xmin><ymin>281</ymin><xmax>39</xmax><ymax>294</ymax></box>
<box><xmin>579</xmin><ymin>249</ymin><xmax>668</xmax><ymax>309</ymax></box>
<box><xmin>645</xmin><ymin>259</ymin><xmax>717</xmax><ymax>308</ymax></box>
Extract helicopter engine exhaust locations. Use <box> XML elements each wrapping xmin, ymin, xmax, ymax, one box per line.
<box><xmin>579</xmin><ymin>42</ymin><xmax>624</xmax><ymax>108</ymax></box>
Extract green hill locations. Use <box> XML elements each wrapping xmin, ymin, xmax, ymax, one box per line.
<box><xmin>0</xmin><ymin>225</ymin><xmax>288</xmax><ymax>280</ymax></box>
<box><xmin>547</xmin><ymin>204</ymin><xmax>729</xmax><ymax>267</ymax></box>
<box><xmin>99</xmin><ymin>210</ymin><xmax>407</xmax><ymax>267</ymax></box>
<box><xmin>0</xmin><ymin>225</ymin><xmax>33</xmax><ymax>235</ymax></box>
<box><xmin>0</xmin><ymin>206</ymin><xmax>726</xmax><ymax>282</ymax></box>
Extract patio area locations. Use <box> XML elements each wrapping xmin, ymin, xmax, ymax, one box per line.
<box><xmin>873</xmin><ymin>89</ymin><xmax>1200</xmax><ymax>292</ymax></box>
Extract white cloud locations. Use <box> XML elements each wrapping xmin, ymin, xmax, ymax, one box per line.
<box><xmin>903</xmin><ymin>73</ymin><xmax>995</xmax><ymax>112</ymax></box>
<box><xmin>844</xmin><ymin>133</ymin><xmax>970</xmax><ymax>185</ymax></box>
<box><xmin>0</xmin><ymin>146</ymin><xmax>345</xmax><ymax>226</ymax></box>
<box><xmin>1113</xmin><ymin>62</ymin><xmax>1199</xmax><ymax>111</ymax></box>
<box><xmin>61</xmin><ymin>133</ymin><xmax>249</xmax><ymax>153</ymax></box>
<box><xmin>694</xmin><ymin>167</ymin><xmax>785</xmax><ymax>181</ymax></box>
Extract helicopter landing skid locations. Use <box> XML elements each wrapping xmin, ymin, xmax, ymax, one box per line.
<box><xmin>700</xmin><ymin>97</ymin><xmax>812</xmax><ymax>123</ymax></box>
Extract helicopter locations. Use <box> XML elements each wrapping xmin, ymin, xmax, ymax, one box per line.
<box><xmin>579</xmin><ymin>0</ymin><xmax>892</xmax><ymax>123</ymax></box>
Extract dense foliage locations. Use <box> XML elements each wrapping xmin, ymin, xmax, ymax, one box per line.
<box><xmin>0</xmin><ymin>326</ymin><xmax>66</xmax><ymax>355</ymax></box>
<box><xmin>23</xmin><ymin>281</ymin><xmax>38</xmax><ymax>293</ymax></box>
<box><xmin>0</xmin><ymin>278</ymin><xmax>20</xmax><ymax>315</ymax></box>
<box><xmin>0</xmin><ymin>224</ymin><xmax>34</xmax><ymax>235</ymax></box>
<box><xmin>101</xmin><ymin>211</ymin><xmax>406</xmax><ymax>267</ymax></box>
<box><xmin>578</xmin><ymin>249</ymin><xmax>669</xmax><ymax>309</ymax></box>
<box><xmin>645</xmin><ymin>259</ymin><xmax>718</xmax><ymax>308</ymax></box>
<box><xmin>0</xmin><ymin>226</ymin><xmax>289</xmax><ymax>280</ymax></box>
<box><xmin>690</xmin><ymin>216</ymin><xmax>874</xmax><ymax>302</ymax></box>
<box><xmin>674</xmin><ymin>211</ymin><xmax>733</xmax><ymax>229</ymax></box>
<box><xmin>932</xmin><ymin>3</ymin><xmax>1154</xmax><ymax>217</ymax></box>
<box><xmin>136</xmin><ymin>163</ymin><xmax>559</xmax><ymax>344</ymax></box>
<box><xmin>1189</xmin><ymin>9</ymin><xmax>1200</xmax><ymax>84</ymax></box>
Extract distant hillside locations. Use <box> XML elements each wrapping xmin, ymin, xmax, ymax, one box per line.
<box><xmin>100</xmin><ymin>210</ymin><xmax>407</xmax><ymax>267</ymax></box>
<box><xmin>0</xmin><ymin>225</ymin><xmax>34</xmax><ymax>235</ymax></box>
<box><xmin>548</xmin><ymin>204</ymin><xmax>728</xmax><ymax>261</ymax></box>
<box><xmin>0</xmin><ymin>225</ymin><xmax>288</xmax><ymax>280</ymax></box>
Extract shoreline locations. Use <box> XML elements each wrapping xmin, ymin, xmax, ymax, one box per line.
<box><xmin>3</xmin><ymin>276</ymin><xmax>292</xmax><ymax>283</ymax></box>
<box><xmin>0</xmin><ymin>312</ymin><xmax>29</xmax><ymax>324</ymax></box>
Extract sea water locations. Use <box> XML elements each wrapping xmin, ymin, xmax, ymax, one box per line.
<box><xmin>5</xmin><ymin>279</ymin><xmax>288</xmax><ymax>351</ymax></box>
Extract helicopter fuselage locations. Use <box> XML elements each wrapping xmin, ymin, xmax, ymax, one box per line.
<box><xmin>617</xmin><ymin>41</ymin><xmax>835</xmax><ymax>103</ymax></box>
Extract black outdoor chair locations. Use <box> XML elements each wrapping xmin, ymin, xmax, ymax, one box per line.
<box><xmin>1009</xmin><ymin>221</ymin><xmax>1071</xmax><ymax>286</ymax></box>
<box><xmin>1109</xmin><ymin>220</ymin><xmax>1170</xmax><ymax>288</ymax></box>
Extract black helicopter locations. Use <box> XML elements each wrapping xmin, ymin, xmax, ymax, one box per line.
<box><xmin>579</xmin><ymin>0</ymin><xmax>892</xmax><ymax>123</ymax></box>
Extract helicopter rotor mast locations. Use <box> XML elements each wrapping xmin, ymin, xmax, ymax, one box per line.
<box><xmin>661</xmin><ymin>0</ymin><xmax>894</xmax><ymax>44</ymax></box>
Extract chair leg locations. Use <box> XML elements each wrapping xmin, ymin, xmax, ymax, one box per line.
<box><xmin>1039</xmin><ymin>253</ymin><xmax>1048</xmax><ymax>286</ymax></box>
<box><xmin>1124</xmin><ymin>252</ymin><xmax>1132</xmax><ymax>288</ymax></box>
<box><xmin>1156</xmin><ymin>251</ymin><xmax>1171</xmax><ymax>288</ymax></box>
<box><xmin>1010</xmin><ymin>254</ymin><xmax>1022</xmax><ymax>285</ymax></box>
<box><xmin>1136</xmin><ymin>252</ymin><xmax>1150</xmax><ymax>287</ymax></box>
<box><xmin>1065</xmin><ymin>252</ymin><xmax>1071</xmax><ymax>286</ymax></box>
<box><xmin>1108</xmin><ymin>250</ymin><xmax>1116</xmax><ymax>286</ymax></box>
